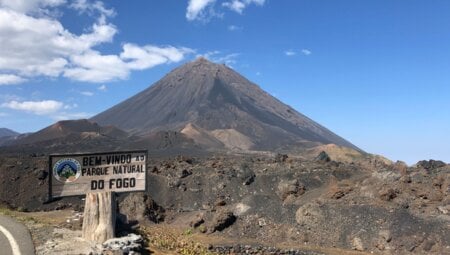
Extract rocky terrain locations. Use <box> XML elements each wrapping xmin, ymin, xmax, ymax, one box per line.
<box><xmin>0</xmin><ymin>59</ymin><xmax>449</xmax><ymax>254</ymax></box>
<box><xmin>0</xmin><ymin>149</ymin><xmax>449</xmax><ymax>254</ymax></box>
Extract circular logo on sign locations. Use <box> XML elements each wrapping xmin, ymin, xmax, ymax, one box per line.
<box><xmin>53</xmin><ymin>158</ymin><xmax>81</xmax><ymax>183</ymax></box>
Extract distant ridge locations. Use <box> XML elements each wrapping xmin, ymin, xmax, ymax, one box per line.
<box><xmin>92</xmin><ymin>58</ymin><xmax>361</xmax><ymax>152</ymax></box>
<box><xmin>12</xmin><ymin>119</ymin><xmax>127</xmax><ymax>145</ymax></box>
<box><xmin>0</xmin><ymin>128</ymin><xmax>19</xmax><ymax>138</ymax></box>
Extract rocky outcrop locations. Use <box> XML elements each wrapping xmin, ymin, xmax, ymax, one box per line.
<box><xmin>416</xmin><ymin>160</ymin><xmax>447</xmax><ymax>170</ymax></box>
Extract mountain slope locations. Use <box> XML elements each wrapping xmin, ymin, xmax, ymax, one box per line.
<box><xmin>13</xmin><ymin>119</ymin><xmax>128</xmax><ymax>145</ymax></box>
<box><xmin>0</xmin><ymin>128</ymin><xmax>19</xmax><ymax>138</ymax></box>
<box><xmin>92</xmin><ymin>58</ymin><xmax>360</xmax><ymax>151</ymax></box>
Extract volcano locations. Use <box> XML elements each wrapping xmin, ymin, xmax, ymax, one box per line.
<box><xmin>92</xmin><ymin>58</ymin><xmax>359</xmax><ymax>152</ymax></box>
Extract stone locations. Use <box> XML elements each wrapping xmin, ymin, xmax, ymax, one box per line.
<box><xmin>295</xmin><ymin>202</ymin><xmax>323</xmax><ymax>225</ymax></box>
<box><xmin>208</xmin><ymin>210</ymin><xmax>236</xmax><ymax>233</ymax></box>
<box><xmin>351</xmin><ymin>237</ymin><xmax>364</xmax><ymax>251</ymax></box>
<box><xmin>315</xmin><ymin>151</ymin><xmax>331</xmax><ymax>163</ymax></box>
<box><xmin>189</xmin><ymin>213</ymin><xmax>205</xmax><ymax>228</ymax></box>
<box><xmin>102</xmin><ymin>233</ymin><xmax>143</xmax><ymax>254</ymax></box>
<box><xmin>119</xmin><ymin>193</ymin><xmax>165</xmax><ymax>223</ymax></box>
<box><xmin>233</xmin><ymin>203</ymin><xmax>251</xmax><ymax>216</ymax></box>
<box><xmin>274</xmin><ymin>154</ymin><xmax>288</xmax><ymax>163</ymax></box>
<box><xmin>438</xmin><ymin>206</ymin><xmax>449</xmax><ymax>214</ymax></box>
<box><xmin>238</xmin><ymin>164</ymin><xmax>256</xmax><ymax>185</ymax></box>
<box><xmin>178</xmin><ymin>169</ymin><xmax>192</xmax><ymax>178</ymax></box>
<box><xmin>379</xmin><ymin>188</ymin><xmax>398</xmax><ymax>201</ymax></box>
<box><xmin>376</xmin><ymin>243</ymin><xmax>385</xmax><ymax>250</ymax></box>
<box><xmin>423</xmin><ymin>240</ymin><xmax>435</xmax><ymax>252</ymax></box>
<box><xmin>35</xmin><ymin>170</ymin><xmax>48</xmax><ymax>180</ymax></box>
<box><xmin>379</xmin><ymin>230</ymin><xmax>392</xmax><ymax>243</ymax></box>
<box><xmin>277</xmin><ymin>179</ymin><xmax>305</xmax><ymax>201</ymax></box>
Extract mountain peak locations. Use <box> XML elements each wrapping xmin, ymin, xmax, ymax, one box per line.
<box><xmin>179</xmin><ymin>57</ymin><xmax>225</xmax><ymax>75</ymax></box>
<box><xmin>92</xmin><ymin>60</ymin><xmax>360</xmax><ymax>152</ymax></box>
<box><xmin>194</xmin><ymin>56</ymin><xmax>209</xmax><ymax>63</ymax></box>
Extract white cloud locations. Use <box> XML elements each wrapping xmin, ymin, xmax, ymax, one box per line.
<box><xmin>53</xmin><ymin>111</ymin><xmax>91</xmax><ymax>120</ymax></box>
<box><xmin>80</xmin><ymin>91</ymin><xmax>94</xmax><ymax>96</ymax></box>
<box><xmin>97</xmin><ymin>84</ymin><xmax>107</xmax><ymax>91</ymax></box>
<box><xmin>2</xmin><ymin>100</ymin><xmax>63</xmax><ymax>115</ymax></box>
<box><xmin>0</xmin><ymin>74</ymin><xmax>26</xmax><ymax>85</ymax></box>
<box><xmin>285</xmin><ymin>50</ymin><xmax>296</xmax><ymax>56</ymax></box>
<box><xmin>0</xmin><ymin>93</ymin><xmax>22</xmax><ymax>102</ymax></box>
<box><xmin>186</xmin><ymin>0</ymin><xmax>264</xmax><ymax>22</ymax></box>
<box><xmin>301</xmin><ymin>49</ymin><xmax>312</xmax><ymax>55</ymax></box>
<box><xmin>0</xmin><ymin>0</ymin><xmax>66</xmax><ymax>14</ymax></box>
<box><xmin>121</xmin><ymin>43</ymin><xmax>194</xmax><ymax>70</ymax></box>
<box><xmin>63</xmin><ymin>45</ymin><xmax>193</xmax><ymax>83</ymax></box>
<box><xmin>1</xmin><ymin>99</ymin><xmax>88</xmax><ymax>119</ymax></box>
<box><xmin>63</xmin><ymin>103</ymin><xmax>78</xmax><ymax>109</ymax></box>
<box><xmin>0</xmin><ymin>1</ymin><xmax>192</xmax><ymax>83</ymax></box>
<box><xmin>198</xmin><ymin>51</ymin><xmax>239</xmax><ymax>67</ymax></box>
<box><xmin>70</xmin><ymin>0</ymin><xmax>115</xmax><ymax>18</ymax></box>
<box><xmin>0</xmin><ymin>7</ymin><xmax>116</xmax><ymax>78</ymax></box>
<box><xmin>64</xmin><ymin>50</ymin><xmax>128</xmax><ymax>82</ymax></box>
<box><xmin>186</xmin><ymin>0</ymin><xmax>215</xmax><ymax>21</ymax></box>
<box><xmin>215</xmin><ymin>53</ymin><xmax>240</xmax><ymax>66</ymax></box>
<box><xmin>228</xmin><ymin>25</ymin><xmax>242</xmax><ymax>31</ymax></box>
<box><xmin>285</xmin><ymin>49</ymin><xmax>312</xmax><ymax>57</ymax></box>
<box><xmin>222</xmin><ymin>0</ymin><xmax>265</xmax><ymax>14</ymax></box>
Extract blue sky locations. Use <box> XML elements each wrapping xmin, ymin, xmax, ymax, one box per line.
<box><xmin>0</xmin><ymin>0</ymin><xmax>449</xmax><ymax>164</ymax></box>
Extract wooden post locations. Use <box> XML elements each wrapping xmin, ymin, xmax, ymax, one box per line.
<box><xmin>82</xmin><ymin>192</ymin><xmax>116</xmax><ymax>243</ymax></box>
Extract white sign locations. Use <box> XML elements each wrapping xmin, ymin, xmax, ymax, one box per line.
<box><xmin>49</xmin><ymin>150</ymin><xmax>147</xmax><ymax>198</ymax></box>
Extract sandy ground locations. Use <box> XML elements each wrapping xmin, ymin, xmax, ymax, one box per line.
<box><xmin>0</xmin><ymin>208</ymin><xmax>373</xmax><ymax>255</ymax></box>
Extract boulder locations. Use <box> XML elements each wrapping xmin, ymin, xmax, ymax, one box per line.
<box><xmin>208</xmin><ymin>209</ymin><xmax>237</xmax><ymax>233</ymax></box>
<box><xmin>102</xmin><ymin>233</ymin><xmax>143</xmax><ymax>254</ymax></box>
<box><xmin>238</xmin><ymin>164</ymin><xmax>255</xmax><ymax>185</ymax></box>
<box><xmin>274</xmin><ymin>153</ymin><xmax>288</xmax><ymax>163</ymax></box>
<box><xmin>295</xmin><ymin>202</ymin><xmax>324</xmax><ymax>225</ymax></box>
<box><xmin>379</xmin><ymin>188</ymin><xmax>399</xmax><ymax>201</ymax></box>
<box><xmin>315</xmin><ymin>151</ymin><xmax>331</xmax><ymax>163</ymax></box>
<box><xmin>277</xmin><ymin>179</ymin><xmax>305</xmax><ymax>201</ymax></box>
<box><xmin>351</xmin><ymin>237</ymin><xmax>364</xmax><ymax>251</ymax></box>
<box><xmin>119</xmin><ymin>193</ymin><xmax>165</xmax><ymax>223</ymax></box>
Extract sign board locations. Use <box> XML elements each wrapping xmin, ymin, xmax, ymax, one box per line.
<box><xmin>49</xmin><ymin>150</ymin><xmax>147</xmax><ymax>198</ymax></box>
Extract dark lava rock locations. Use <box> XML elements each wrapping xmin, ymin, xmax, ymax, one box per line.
<box><xmin>208</xmin><ymin>210</ymin><xmax>236</xmax><ymax>233</ymax></box>
<box><xmin>119</xmin><ymin>193</ymin><xmax>165</xmax><ymax>224</ymax></box>
<box><xmin>416</xmin><ymin>160</ymin><xmax>446</xmax><ymax>170</ymax></box>
<box><xmin>238</xmin><ymin>163</ymin><xmax>256</xmax><ymax>185</ymax></box>
<box><xmin>277</xmin><ymin>179</ymin><xmax>306</xmax><ymax>201</ymax></box>
<box><xmin>189</xmin><ymin>213</ymin><xmax>205</xmax><ymax>228</ymax></box>
<box><xmin>379</xmin><ymin>188</ymin><xmax>399</xmax><ymax>201</ymax></box>
<box><xmin>211</xmin><ymin>244</ymin><xmax>326</xmax><ymax>255</ymax></box>
<box><xmin>275</xmin><ymin>153</ymin><xmax>288</xmax><ymax>163</ymax></box>
<box><xmin>178</xmin><ymin>169</ymin><xmax>192</xmax><ymax>178</ymax></box>
<box><xmin>315</xmin><ymin>151</ymin><xmax>331</xmax><ymax>163</ymax></box>
<box><xmin>35</xmin><ymin>169</ymin><xmax>48</xmax><ymax>180</ymax></box>
<box><xmin>176</xmin><ymin>155</ymin><xmax>194</xmax><ymax>164</ymax></box>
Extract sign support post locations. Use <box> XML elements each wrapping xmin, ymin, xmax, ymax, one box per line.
<box><xmin>82</xmin><ymin>191</ymin><xmax>116</xmax><ymax>243</ymax></box>
<box><xmin>48</xmin><ymin>150</ymin><xmax>147</xmax><ymax>244</ymax></box>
